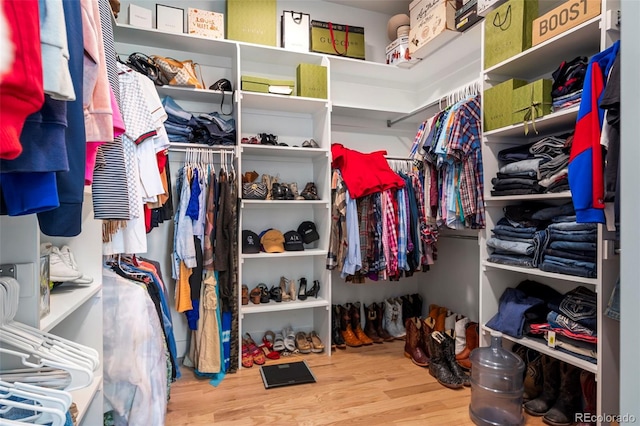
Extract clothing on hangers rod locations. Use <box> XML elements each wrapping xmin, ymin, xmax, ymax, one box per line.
<box><xmin>386</xmin><ymin>79</ymin><xmax>481</xmax><ymax>128</ymax></box>
<box><xmin>384</xmin><ymin>155</ymin><xmax>413</xmax><ymax>161</ymax></box>
<box><xmin>168</xmin><ymin>142</ymin><xmax>236</xmax><ymax>153</ymax></box>
<box><xmin>438</xmin><ymin>234</ymin><xmax>478</xmax><ymax>241</ymax></box>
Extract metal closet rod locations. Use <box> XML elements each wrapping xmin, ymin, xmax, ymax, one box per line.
<box><xmin>168</xmin><ymin>143</ymin><xmax>237</xmax><ymax>153</ymax></box>
<box><xmin>386</xmin><ymin>79</ymin><xmax>482</xmax><ymax>128</ymax></box>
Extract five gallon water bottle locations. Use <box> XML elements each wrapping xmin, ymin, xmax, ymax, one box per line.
<box><xmin>469</xmin><ymin>331</ymin><xmax>525</xmax><ymax>426</ymax></box>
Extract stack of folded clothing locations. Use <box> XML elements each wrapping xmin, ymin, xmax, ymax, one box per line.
<box><xmin>162</xmin><ymin>96</ymin><xmax>236</xmax><ymax>145</ymax></box>
<box><xmin>551</xmin><ymin>56</ymin><xmax>588</xmax><ymax>111</ymax></box>
<box><xmin>531</xmin><ymin>135</ymin><xmax>572</xmax><ymax>193</ymax></box>
<box><xmin>486</xmin><ymin>204</ymin><xmax>549</xmax><ymax>268</ymax></box>
<box><xmin>539</xmin><ymin>215</ymin><xmax>597</xmax><ymax>278</ymax></box>
<box><xmin>529</xmin><ymin>286</ymin><xmax>597</xmax><ymax>364</ymax></box>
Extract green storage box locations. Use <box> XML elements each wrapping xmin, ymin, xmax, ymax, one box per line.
<box><xmin>310</xmin><ymin>20</ymin><xmax>365</xmax><ymax>60</ymax></box>
<box><xmin>484</xmin><ymin>0</ymin><xmax>538</xmax><ymax>69</ymax></box>
<box><xmin>512</xmin><ymin>79</ymin><xmax>553</xmax><ymax>128</ymax></box>
<box><xmin>241</xmin><ymin>75</ymin><xmax>295</xmax><ymax>94</ymax></box>
<box><xmin>296</xmin><ymin>64</ymin><xmax>327</xmax><ymax>99</ymax></box>
<box><xmin>483</xmin><ymin>79</ymin><xmax>528</xmax><ymax>131</ymax></box>
<box><xmin>227</xmin><ymin>0</ymin><xmax>277</xmax><ymax>46</ymax></box>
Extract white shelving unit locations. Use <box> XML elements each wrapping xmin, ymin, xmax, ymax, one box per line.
<box><xmin>479</xmin><ymin>1</ymin><xmax>620</xmax><ymax>424</ymax></box>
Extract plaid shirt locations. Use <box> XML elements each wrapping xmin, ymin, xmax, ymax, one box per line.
<box><xmin>383</xmin><ymin>189</ymin><xmax>398</xmax><ymax>277</ymax></box>
<box><xmin>357</xmin><ymin>196</ymin><xmax>373</xmax><ymax>274</ymax></box>
<box><xmin>396</xmin><ymin>188</ymin><xmax>408</xmax><ymax>272</ymax></box>
<box><xmin>371</xmin><ymin>193</ymin><xmax>386</xmax><ymax>275</ymax></box>
<box><xmin>327</xmin><ymin>170</ymin><xmax>347</xmax><ymax>270</ymax></box>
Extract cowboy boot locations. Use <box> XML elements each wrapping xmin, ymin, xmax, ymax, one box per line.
<box><xmin>580</xmin><ymin>371</ymin><xmax>596</xmax><ymax>422</ymax></box>
<box><xmin>363</xmin><ymin>303</ymin><xmax>383</xmax><ymax>344</ymax></box>
<box><xmin>443</xmin><ymin>331</ymin><xmax>470</xmax><ymax>386</ymax></box>
<box><xmin>384</xmin><ymin>298</ymin><xmax>404</xmax><ymax>339</ymax></box>
<box><xmin>454</xmin><ymin>315</ymin><xmax>469</xmax><ymax>355</ymax></box>
<box><xmin>523</xmin><ymin>349</ymin><xmax>544</xmax><ymax>402</ymax></box>
<box><xmin>339</xmin><ymin>304</ymin><xmax>363</xmax><ymax>347</ymax></box>
<box><xmin>524</xmin><ymin>355</ymin><xmax>561</xmax><ymax>416</ymax></box>
<box><xmin>411</xmin><ymin>293</ymin><xmax>423</xmax><ymax>318</ymax></box>
<box><xmin>349</xmin><ymin>302</ymin><xmax>373</xmax><ymax>345</ymax></box>
<box><xmin>444</xmin><ymin>310</ymin><xmax>457</xmax><ymax>333</ymax></box>
<box><xmin>332</xmin><ymin>305</ymin><xmax>346</xmax><ymax>350</ymax></box>
<box><xmin>374</xmin><ymin>302</ymin><xmax>394</xmax><ymax>342</ymax></box>
<box><xmin>543</xmin><ymin>363</ymin><xmax>583</xmax><ymax>425</ymax></box>
<box><xmin>428</xmin><ymin>331</ymin><xmax>463</xmax><ymax>389</ymax></box>
<box><xmin>456</xmin><ymin>322</ymin><xmax>479</xmax><ymax>370</ymax></box>
<box><xmin>392</xmin><ymin>298</ymin><xmax>406</xmax><ymax>339</ymax></box>
<box><xmin>404</xmin><ymin>318</ymin><xmax>429</xmax><ymax>367</ymax></box>
<box><xmin>401</xmin><ymin>294</ymin><xmax>414</xmax><ymax>324</ymax></box>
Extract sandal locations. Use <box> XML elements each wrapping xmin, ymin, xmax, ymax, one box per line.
<box><xmin>270</xmin><ymin>285</ymin><xmax>282</xmax><ymax>302</ymax></box>
<box><xmin>242</xmin><ymin>284</ymin><xmax>249</xmax><ymax>305</ymax></box>
<box><xmin>308</xmin><ymin>331</ymin><xmax>325</xmax><ymax>353</ymax></box>
<box><xmin>245</xmin><ymin>333</ymin><xmax>266</xmax><ymax>365</ymax></box>
<box><xmin>279</xmin><ymin>277</ymin><xmax>292</xmax><ymax>301</ymax></box>
<box><xmin>273</xmin><ymin>332</ymin><xmax>286</xmax><ymax>351</ymax></box>
<box><xmin>283</xmin><ymin>327</ymin><xmax>296</xmax><ymax>352</ymax></box>
<box><xmin>295</xmin><ymin>331</ymin><xmax>312</xmax><ymax>353</ymax></box>
<box><xmin>257</xmin><ymin>283</ymin><xmax>270</xmax><ymax>304</ymax></box>
<box><xmin>260</xmin><ymin>343</ymin><xmax>280</xmax><ymax>360</ymax></box>
<box><xmin>301</xmin><ymin>139</ymin><xmax>319</xmax><ymax>148</ymax></box>
<box><xmin>241</xmin><ymin>339</ymin><xmax>254</xmax><ymax>368</ymax></box>
<box><xmin>298</xmin><ymin>277</ymin><xmax>308</xmax><ymax>301</ymax></box>
<box><xmin>249</xmin><ymin>285</ymin><xmax>262</xmax><ymax>304</ymax></box>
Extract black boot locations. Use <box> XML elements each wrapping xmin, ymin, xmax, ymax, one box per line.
<box><xmin>401</xmin><ymin>295</ymin><xmax>413</xmax><ymax>324</ymax></box>
<box><xmin>363</xmin><ymin>303</ymin><xmax>383</xmax><ymax>344</ymax></box>
<box><xmin>442</xmin><ymin>331</ymin><xmax>470</xmax><ymax>387</ymax></box>
<box><xmin>411</xmin><ymin>293</ymin><xmax>423</xmax><ymax>318</ymax></box>
<box><xmin>524</xmin><ymin>355</ymin><xmax>560</xmax><ymax>416</ymax></box>
<box><xmin>543</xmin><ymin>363</ymin><xmax>583</xmax><ymax>426</ymax></box>
<box><xmin>332</xmin><ymin>305</ymin><xmax>346</xmax><ymax>349</ymax></box>
<box><xmin>373</xmin><ymin>302</ymin><xmax>394</xmax><ymax>342</ymax></box>
<box><xmin>427</xmin><ymin>331</ymin><xmax>463</xmax><ymax>389</ymax></box>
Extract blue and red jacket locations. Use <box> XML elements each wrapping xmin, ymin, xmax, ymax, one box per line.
<box><xmin>568</xmin><ymin>40</ymin><xmax>620</xmax><ymax>223</ymax></box>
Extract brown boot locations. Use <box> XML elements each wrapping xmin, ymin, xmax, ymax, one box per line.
<box><xmin>363</xmin><ymin>303</ymin><xmax>384</xmax><ymax>343</ymax></box>
<box><xmin>456</xmin><ymin>321</ymin><xmax>479</xmax><ymax>369</ymax></box>
<box><xmin>339</xmin><ymin>304</ymin><xmax>363</xmax><ymax>347</ymax></box>
<box><xmin>404</xmin><ymin>318</ymin><xmax>429</xmax><ymax>367</ymax></box>
<box><xmin>374</xmin><ymin>302</ymin><xmax>394</xmax><ymax>342</ymax></box>
<box><xmin>349</xmin><ymin>302</ymin><xmax>373</xmax><ymax>345</ymax></box>
<box><xmin>421</xmin><ymin>317</ymin><xmax>436</xmax><ymax>358</ymax></box>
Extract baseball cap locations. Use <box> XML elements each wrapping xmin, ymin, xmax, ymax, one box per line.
<box><xmin>260</xmin><ymin>229</ymin><xmax>285</xmax><ymax>253</ymax></box>
<box><xmin>297</xmin><ymin>221</ymin><xmax>320</xmax><ymax>244</ymax></box>
<box><xmin>283</xmin><ymin>230</ymin><xmax>305</xmax><ymax>251</ymax></box>
<box><xmin>242</xmin><ymin>230</ymin><xmax>260</xmax><ymax>254</ymax></box>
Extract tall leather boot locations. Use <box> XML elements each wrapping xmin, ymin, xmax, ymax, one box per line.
<box><xmin>427</xmin><ymin>331</ymin><xmax>463</xmax><ymax>389</ymax></box>
<box><xmin>374</xmin><ymin>302</ymin><xmax>394</xmax><ymax>342</ymax></box>
<box><xmin>332</xmin><ymin>305</ymin><xmax>346</xmax><ymax>350</ymax></box>
<box><xmin>442</xmin><ymin>331</ymin><xmax>470</xmax><ymax>387</ymax></box>
<box><xmin>383</xmin><ymin>298</ymin><xmax>399</xmax><ymax>338</ymax></box>
<box><xmin>392</xmin><ymin>298</ymin><xmax>406</xmax><ymax>339</ymax></box>
<box><xmin>403</xmin><ymin>318</ymin><xmax>429</xmax><ymax>367</ymax></box>
<box><xmin>349</xmin><ymin>302</ymin><xmax>373</xmax><ymax>345</ymax></box>
<box><xmin>444</xmin><ymin>310</ymin><xmax>457</xmax><ymax>332</ymax></box>
<box><xmin>401</xmin><ymin>295</ymin><xmax>413</xmax><ymax>324</ymax></box>
<box><xmin>524</xmin><ymin>355</ymin><xmax>560</xmax><ymax>416</ymax></box>
<box><xmin>456</xmin><ymin>321</ymin><xmax>479</xmax><ymax>370</ymax></box>
<box><xmin>580</xmin><ymin>371</ymin><xmax>596</xmax><ymax>421</ymax></box>
<box><xmin>339</xmin><ymin>304</ymin><xmax>363</xmax><ymax>348</ymax></box>
<box><xmin>454</xmin><ymin>315</ymin><xmax>469</xmax><ymax>355</ymax></box>
<box><xmin>543</xmin><ymin>363</ymin><xmax>583</xmax><ymax>426</ymax></box>
<box><xmin>363</xmin><ymin>303</ymin><xmax>383</xmax><ymax>343</ymax></box>
<box><xmin>411</xmin><ymin>293</ymin><xmax>423</xmax><ymax>318</ymax></box>
<box><xmin>421</xmin><ymin>316</ymin><xmax>436</xmax><ymax>358</ymax></box>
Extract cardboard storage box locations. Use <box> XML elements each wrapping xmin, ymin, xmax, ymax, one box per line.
<box><xmin>408</xmin><ymin>0</ymin><xmax>459</xmax><ymax>57</ymax></box>
<box><xmin>477</xmin><ymin>0</ymin><xmax>507</xmax><ymax>16</ymax></box>
<box><xmin>386</xmin><ymin>36</ymin><xmax>420</xmax><ymax>68</ymax></box>
<box><xmin>227</xmin><ymin>0</ymin><xmax>277</xmax><ymax>46</ymax></box>
<box><xmin>512</xmin><ymin>79</ymin><xmax>553</xmax><ymax>126</ymax></box>
<box><xmin>483</xmin><ymin>78</ymin><xmax>528</xmax><ymax>131</ymax></box>
<box><xmin>296</xmin><ymin>64</ymin><xmax>327</xmax><ymax>99</ymax></box>
<box><xmin>241</xmin><ymin>75</ymin><xmax>295</xmax><ymax>94</ymax></box>
<box><xmin>484</xmin><ymin>0</ymin><xmax>538</xmax><ymax>69</ymax></box>
<box><xmin>532</xmin><ymin>0</ymin><xmax>601</xmax><ymax>46</ymax></box>
<box><xmin>187</xmin><ymin>8</ymin><xmax>224</xmax><ymax>39</ymax></box>
<box><xmin>310</xmin><ymin>20</ymin><xmax>365</xmax><ymax>60</ymax></box>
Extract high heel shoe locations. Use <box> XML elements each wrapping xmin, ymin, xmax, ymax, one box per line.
<box><xmin>298</xmin><ymin>277</ymin><xmax>308</xmax><ymax>301</ymax></box>
<box><xmin>308</xmin><ymin>280</ymin><xmax>320</xmax><ymax>298</ymax></box>
<box><xmin>288</xmin><ymin>277</ymin><xmax>296</xmax><ymax>301</ymax></box>
<box><xmin>269</xmin><ymin>285</ymin><xmax>282</xmax><ymax>303</ymax></box>
<box><xmin>279</xmin><ymin>276</ymin><xmax>292</xmax><ymax>302</ymax></box>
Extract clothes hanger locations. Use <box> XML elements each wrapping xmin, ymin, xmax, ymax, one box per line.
<box><xmin>0</xmin><ymin>395</ymin><xmax>66</xmax><ymax>426</ymax></box>
<box><xmin>0</xmin><ymin>382</ymin><xmax>69</xmax><ymax>414</ymax></box>
<box><xmin>0</xmin><ymin>369</ymin><xmax>70</xmax><ymax>390</ymax></box>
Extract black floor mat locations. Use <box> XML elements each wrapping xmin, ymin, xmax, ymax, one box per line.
<box><xmin>259</xmin><ymin>360</ymin><xmax>317</xmax><ymax>389</ymax></box>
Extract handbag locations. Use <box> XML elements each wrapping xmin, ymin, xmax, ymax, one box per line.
<box><xmin>242</xmin><ymin>182</ymin><xmax>268</xmax><ymax>199</ymax></box>
<box><xmin>151</xmin><ymin>55</ymin><xmax>205</xmax><ymax>89</ymax></box>
<box><xmin>127</xmin><ymin>52</ymin><xmax>163</xmax><ymax>86</ymax></box>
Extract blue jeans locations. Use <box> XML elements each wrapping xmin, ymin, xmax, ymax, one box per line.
<box><xmin>487</xmin><ymin>237</ymin><xmax>535</xmax><ymax>256</ymax></box>
<box><xmin>605</xmin><ymin>277</ymin><xmax>620</xmax><ymax>321</ymax></box>
<box><xmin>488</xmin><ymin>254</ymin><xmax>535</xmax><ymax>268</ymax></box>
<box><xmin>552</xmin><ymin>214</ymin><xmax>578</xmax><ymax>223</ymax></box>
<box><xmin>539</xmin><ymin>260</ymin><xmax>597</xmax><ymax>278</ymax></box>
<box><xmin>531</xmin><ymin>202</ymin><xmax>575</xmax><ymax>221</ymax></box>
<box><xmin>548</xmin><ymin>231</ymin><xmax>597</xmax><ymax>242</ymax></box>
<box><xmin>542</xmin><ymin>255</ymin><xmax>596</xmax><ymax>270</ymax></box>
<box><xmin>549</xmin><ymin>240</ymin><xmax>597</xmax><ymax>251</ymax></box>
<box><xmin>545</xmin><ymin>248</ymin><xmax>596</xmax><ymax>262</ymax></box>
<box><xmin>547</xmin><ymin>221</ymin><xmax>598</xmax><ymax>231</ymax></box>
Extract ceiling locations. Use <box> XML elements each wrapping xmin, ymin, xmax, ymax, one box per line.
<box><xmin>323</xmin><ymin>0</ymin><xmax>412</xmax><ymax>17</ymax></box>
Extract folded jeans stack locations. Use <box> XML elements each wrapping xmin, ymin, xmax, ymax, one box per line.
<box><xmin>487</xmin><ymin>217</ymin><xmax>549</xmax><ymax>269</ymax></box>
<box><xmin>162</xmin><ymin>96</ymin><xmax>236</xmax><ymax>145</ymax></box>
<box><xmin>539</xmin><ymin>216</ymin><xmax>597</xmax><ymax>278</ymax></box>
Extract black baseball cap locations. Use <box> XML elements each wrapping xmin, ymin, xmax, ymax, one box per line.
<box><xmin>297</xmin><ymin>221</ymin><xmax>319</xmax><ymax>244</ymax></box>
<box><xmin>283</xmin><ymin>230</ymin><xmax>305</xmax><ymax>251</ymax></box>
<box><xmin>242</xmin><ymin>230</ymin><xmax>260</xmax><ymax>253</ymax></box>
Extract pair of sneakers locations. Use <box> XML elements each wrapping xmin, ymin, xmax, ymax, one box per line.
<box><xmin>40</xmin><ymin>243</ymin><xmax>93</xmax><ymax>285</ymax></box>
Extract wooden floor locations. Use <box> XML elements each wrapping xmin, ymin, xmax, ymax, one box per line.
<box><xmin>167</xmin><ymin>340</ymin><xmax>545</xmax><ymax>425</ymax></box>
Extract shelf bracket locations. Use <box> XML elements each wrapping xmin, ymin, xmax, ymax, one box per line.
<box><xmin>0</xmin><ymin>263</ymin><xmax>17</xmax><ymax>278</ymax></box>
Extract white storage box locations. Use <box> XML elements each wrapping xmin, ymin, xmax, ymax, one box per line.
<box><xmin>408</xmin><ymin>0</ymin><xmax>458</xmax><ymax>58</ymax></box>
<box><xmin>386</xmin><ymin>36</ymin><xmax>421</xmax><ymax>68</ymax></box>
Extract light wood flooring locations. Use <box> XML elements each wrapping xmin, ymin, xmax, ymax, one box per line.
<box><xmin>167</xmin><ymin>340</ymin><xmax>545</xmax><ymax>425</ymax></box>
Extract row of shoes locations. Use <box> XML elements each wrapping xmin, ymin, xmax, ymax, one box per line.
<box><xmin>241</xmin><ymin>134</ymin><xmax>320</xmax><ymax>148</ymax></box>
<box><xmin>424</xmin><ymin>303</ymin><xmax>479</xmax><ymax>370</ymax></box>
<box><xmin>242</xmin><ymin>328</ymin><xmax>326</xmax><ymax>368</ymax></box>
<box><xmin>40</xmin><ymin>243</ymin><xmax>93</xmax><ymax>286</ymax></box>
<box><xmin>242</xmin><ymin>277</ymin><xmax>320</xmax><ymax>305</ymax></box>
<box><xmin>516</xmin><ymin>346</ymin><xmax>596</xmax><ymax>425</ymax></box>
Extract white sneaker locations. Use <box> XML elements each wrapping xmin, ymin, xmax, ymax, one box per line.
<box><xmin>58</xmin><ymin>245</ymin><xmax>93</xmax><ymax>284</ymax></box>
<box><xmin>47</xmin><ymin>246</ymin><xmax>82</xmax><ymax>282</ymax></box>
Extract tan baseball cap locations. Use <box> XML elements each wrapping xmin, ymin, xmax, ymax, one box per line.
<box><xmin>260</xmin><ymin>229</ymin><xmax>285</xmax><ymax>253</ymax></box>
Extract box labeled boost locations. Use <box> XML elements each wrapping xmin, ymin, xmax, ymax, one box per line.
<box><xmin>532</xmin><ymin>0</ymin><xmax>601</xmax><ymax>46</ymax></box>
<box><xmin>296</xmin><ymin>64</ymin><xmax>327</xmax><ymax>99</ymax></box>
<box><xmin>227</xmin><ymin>0</ymin><xmax>277</xmax><ymax>46</ymax></box>
<box><xmin>512</xmin><ymin>79</ymin><xmax>553</xmax><ymax>127</ymax></box>
<box><xmin>483</xmin><ymin>79</ymin><xmax>528</xmax><ymax>131</ymax></box>
<box><xmin>484</xmin><ymin>0</ymin><xmax>538</xmax><ymax>69</ymax></box>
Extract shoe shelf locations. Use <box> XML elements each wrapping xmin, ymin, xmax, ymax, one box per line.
<box><xmin>240</xmin><ymin>91</ymin><xmax>328</xmax><ymax>115</ymax></box>
<box><xmin>484</xmin><ymin>191</ymin><xmax>572</xmax><ymax>202</ymax></box>
<box><xmin>483</xmin><ymin>105</ymin><xmax>579</xmax><ymax>140</ymax></box>
<box><xmin>40</xmin><ymin>283</ymin><xmax>103</xmax><ymax>332</ymax></box>
<box><xmin>483</xmin><ymin>16</ymin><xmax>601</xmax><ymax>80</ymax></box>
<box><xmin>241</xmin><ymin>249</ymin><xmax>327</xmax><ymax>260</ymax></box>
<box><xmin>482</xmin><ymin>325</ymin><xmax>597</xmax><ymax>374</ymax></box>
<box><xmin>239</xmin><ymin>144</ymin><xmax>329</xmax><ymax>159</ymax></box>
<box><xmin>241</xmin><ymin>298</ymin><xmax>329</xmax><ymax>315</ymax></box>
<box><xmin>155</xmin><ymin>85</ymin><xmax>234</xmax><ymax>104</ymax></box>
<box><xmin>481</xmin><ymin>261</ymin><xmax>599</xmax><ymax>286</ymax></box>
<box><xmin>70</xmin><ymin>374</ymin><xmax>102</xmax><ymax>425</ymax></box>
<box><xmin>241</xmin><ymin>200</ymin><xmax>328</xmax><ymax>208</ymax></box>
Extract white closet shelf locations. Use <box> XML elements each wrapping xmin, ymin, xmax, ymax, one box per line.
<box><xmin>240</xmin><ymin>91</ymin><xmax>328</xmax><ymax>114</ymax></box>
<box><xmin>40</xmin><ymin>283</ymin><xmax>102</xmax><ymax>332</ymax></box>
<box><xmin>70</xmin><ymin>374</ymin><xmax>102</xmax><ymax>424</ymax></box>
<box><xmin>484</xmin><ymin>16</ymin><xmax>601</xmax><ymax>80</ymax></box>
<box><xmin>485</xmin><ymin>191</ymin><xmax>572</xmax><ymax>202</ymax></box>
<box><xmin>482</xmin><ymin>325</ymin><xmax>597</xmax><ymax>374</ymax></box>
<box><xmin>113</xmin><ymin>23</ymin><xmax>237</xmax><ymax>58</ymax></box>
<box><xmin>240</xmin><ymin>144</ymin><xmax>328</xmax><ymax>159</ymax></box>
<box><xmin>483</xmin><ymin>105</ymin><xmax>579</xmax><ymax>139</ymax></box>
<box><xmin>240</xmin><ymin>44</ymin><xmax>325</xmax><ymax>67</ymax></box>
<box><xmin>241</xmin><ymin>298</ymin><xmax>329</xmax><ymax>314</ymax></box>
<box><xmin>241</xmin><ymin>200</ymin><xmax>329</xmax><ymax>208</ymax></box>
<box><xmin>331</xmin><ymin>104</ymin><xmax>418</xmax><ymax>125</ymax></box>
<box><xmin>241</xmin><ymin>249</ymin><xmax>326</xmax><ymax>259</ymax></box>
<box><xmin>156</xmin><ymin>86</ymin><xmax>233</xmax><ymax>104</ymax></box>
<box><xmin>482</xmin><ymin>261</ymin><xmax>598</xmax><ymax>286</ymax></box>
